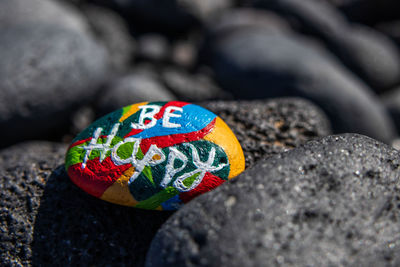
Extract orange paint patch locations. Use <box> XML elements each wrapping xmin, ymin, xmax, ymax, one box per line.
<box><xmin>203</xmin><ymin>117</ymin><xmax>245</xmax><ymax>178</ymax></box>
<box><xmin>119</xmin><ymin>102</ymin><xmax>149</xmax><ymax>123</ymax></box>
<box><xmin>100</xmin><ymin>167</ymin><xmax>139</xmax><ymax>206</ymax></box>
<box><xmin>152</xmin><ymin>154</ymin><xmax>162</xmax><ymax>161</ymax></box>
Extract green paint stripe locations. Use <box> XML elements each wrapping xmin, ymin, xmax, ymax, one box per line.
<box><xmin>135</xmin><ymin>187</ymin><xmax>178</xmax><ymax>210</ymax></box>
<box><xmin>65</xmin><ymin>136</ymin><xmax>126</xmax><ymax>169</ymax></box>
<box><xmin>121</xmin><ymin>105</ymin><xmax>132</xmax><ymax>117</ymax></box>
<box><xmin>183</xmin><ymin>172</ymin><xmax>200</xmax><ymax>187</ymax></box>
<box><xmin>142</xmin><ymin>166</ymin><xmax>155</xmax><ymax>185</ymax></box>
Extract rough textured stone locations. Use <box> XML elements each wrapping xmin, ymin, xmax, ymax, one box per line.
<box><xmin>0</xmin><ymin>142</ymin><xmax>173</xmax><ymax>266</ymax></box>
<box><xmin>147</xmin><ymin>134</ymin><xmax>400</xmax><ymax>267</ymax></box>
<box><xmin>97</xmin><ymin>73</ymin><xmax>175</xmax><ymax>115</ymax></box>
<box><xmin>206</xmin><ymin>27</ymin><xmax>396</xmax><ymax>143</ymax></box>
<box><xmin>201</xmin><ymin>98</ymin><xmax>331</xmax><ymax>168</ymax></box>
<box><xmin>0</xmin><ymin>0</ymin><xmax>108</xmax><ymax>146</ymax></box>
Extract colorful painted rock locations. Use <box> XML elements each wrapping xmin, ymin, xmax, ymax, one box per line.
<box><xmin>65</xmin><ymin>101</ymin><xmax>245</xmax><ymax>210</ymax></box>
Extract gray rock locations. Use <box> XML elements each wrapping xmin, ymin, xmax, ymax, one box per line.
<box><xmin>206</xmin><ymin>8</ymin><xmax>291</xmax><ymax>38</ymax></box>
<box><xmin>83</xmin><ymin>5</ymin><xmax>135</xmax><ymax>71</ymax></box>
<box><xmin>136</xmin><ymin>34</ymin><xmax>170</xmax><ymax>63</ymax></box>
<box><xmin>253</xmin><ymin>0</ymin><xmax>400</xmax><ymax>91</ymax></box>
<box><xmin>171</xmin><ymin>40</ymin><xmax>198</xmax><ymax>68</ymax></box>
<box><xmin>207</xmin><ymin>27</ymin><xmax>396</xmax><ymax>143</ymax></box>
<box><xmin>376</xmin><ymin>21</ymin><xmax>400</xmax><ymax>46</ymax></box>
<box><xmin>382</xmin><ymin>87</ymin><xmax>400</xmax><ymax>134</ymax></box>
<box><xmin>97</xmin><ymin>72</ymin><xmax>175</xmax><ymax>114</ymax></box>
<box><xmin>0</xmin><ymin>142</ymin><xmax>173</xmax><ymax>266</ymax></box>
<box><xmin>331</xmin><ymin>24</ymin><xmax>400</xmax><ymax>91</ymax></box>
<box><xmin>0</xmin><ymin>0</ymin><xmax>108</xmax><ymax>146</ymax></box>
<box><xmin>147</xmin><ymin>134</ymin><xmax>400</xmax><ymax>267</ymax></box>
<box><xmin>0</xmin><ymin>0</ymin><xmax>89</xmax><ymax>34</ymax></box>
<box><xmin>201</xmin><ymin>98</ymin><xmax>331</xmax><ymax>168</ymax></box>
<box><xmin>161</xmin><ymin>68</ymin><xmax>228</xmax><ymax>102</ymax></box>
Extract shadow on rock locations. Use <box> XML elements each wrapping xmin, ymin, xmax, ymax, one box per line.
<box><xmin>32</xmin><ymin>165</ymin><xmax>173</xmax><ymax>266</ymax></box>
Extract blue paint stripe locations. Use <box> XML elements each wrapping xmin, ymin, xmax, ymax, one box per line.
<box><xmin>133</xmin><ymin>104</ymin><xmax>216</xmax><ymax>139</ymax></box>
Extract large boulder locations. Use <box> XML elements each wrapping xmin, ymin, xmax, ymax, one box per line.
<box><xmin>147</xmin><ymin>134</ymin><xmax>400</xmax><ymax>266</ymax></box>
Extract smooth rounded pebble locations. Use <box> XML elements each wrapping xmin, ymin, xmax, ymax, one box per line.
<box><xmin>207</xmin><ymin>27</ymin><xmax>396</xmax><ymax>143</ymax></box>
<box><xmin>66</xmin><ymin>101</ymin><xmax>245</xmax><ymax>210</ymax></box>
<box><xmin>97</xmin><ymin>73</ymin><xmax>175</xmax><ymax>114</ymax></box>
<box><xmin>147</xmin><ymin>134</ymin><xmax>400</xmax><ymax>267</ymax></box>
<box><xmin>0</xmin><ymin>0</ymin><xmax>108</xmax><ymax>146</ymax></box>
<box><xmin>253</xmin><ymin>0</ymin><xmax>400</xmax><ymax>91</ymax></box>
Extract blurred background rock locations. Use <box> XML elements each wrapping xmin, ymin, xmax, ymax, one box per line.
<box><xmin>2</xmin><ymin>0</ymin><xmax>400</xmax><ymax>265</ymax></box>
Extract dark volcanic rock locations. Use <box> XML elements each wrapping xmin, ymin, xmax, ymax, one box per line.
<box><xmin>147</xmin><ymin>134</ymin><xmax>400</xmax><ymax>267</ymax></box>
<box><xmin>83</xmin><ymin>5</ymin><xmax>135</xmax><ymax>71</ymax></box>
<box><xmin>0</xmin><ymin>0</ymin><xmax>108</xmax><ymax>146</ymax></box>
<box><xmin>207</xmin><ymin>27</ymin><xmax>396</xmax><ymax>143</ymax></box>
<box><xmin>97</xmin><ymin>72</ymin><xmax>175</xmax><ymax>115</ymax></box>
<box><xmin>0</xmin><ymin>142</ymin><xmax>173</xmax><ymax>266</ymax></box>
<box><xmin>201</xmin><ymin>98</ymin><xmax>331</xmax><ymax>168</ymax></box>
<box><xmin>253</xmin><ymin>0</ymin><xmax>400</xmax><ymax>91</ymax></box>
<box><xmin>161</xmin><ymin>68</ymin><xmax>228</xmax><ymax>102</ymax></box>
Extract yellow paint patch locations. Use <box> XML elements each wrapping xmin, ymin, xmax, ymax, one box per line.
<box><xmin>204</xmin><ymin>117</ymin><xmax>245</xmax><ymax>179</ymax></box>
<box><xmin>119</xmin><ymin>102</ymin><xmax>148</xmax><ymax>122</ymax></box>
<box><xmin>100</xmin><ymin>167</ymin><xmax>139</xmax><ymax>206</ymax></box>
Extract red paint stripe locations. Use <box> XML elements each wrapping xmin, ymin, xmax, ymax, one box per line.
<box><xmin>67</xmin><ymin>157</ymin><xmax>131</xmax><ymax>198</ymax></box>
<box><xmin>138</xmin><ymin>118</ymin><xmax>216</xmax><ymax>153</ymax></box>
<box><xmin>154</xmin><ymin>101</ymin><xmax>189</xmax><ymax>120</ymax></box>
<box><xmin>179</xmin><ymin>172</ymin><xmax>226</xmax><ymax>203</ymax></box>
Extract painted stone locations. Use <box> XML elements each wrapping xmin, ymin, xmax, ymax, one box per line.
<box><xmin>65</xmin><ymin>101</ymin><xmax>245</xmax><ymax>210</ymax></box>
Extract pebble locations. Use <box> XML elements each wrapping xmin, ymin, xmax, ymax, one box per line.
<box><xmin>0</xmin><ymin>0</ymin><xmax>108</xmax><ymax>146</ymax></box>
<box><xmin>253</xmin><ymin>0</ymin><xmax>400</xmax><ymax>91</ymax></box>
<box><xmin>97</xmin><ymin>73</ymin><xmax>175</xmax><ymax>115</ymax></box>
<box><xmin>206</xmin><ymin>27</ymin><xmax>396</xmax><ymax>143</ymax></box>
<box><xmin>161</xmin><ymin>68</ymin><xmax>228</xmax><ymax>101</ymax></box>
<box><xmin>147</xmin><ymin>134</ymin><xmax>400</xmax><ymax>266</ymax></box>
<box><xmin>65</xmin><ymin>101</ymin><xmax>245</xmax><ymax>210</ymax></box>
<box><xmin>83</xmin><ymin>4</ymin><xmax>136</xmax><ymax>71</ymax></box>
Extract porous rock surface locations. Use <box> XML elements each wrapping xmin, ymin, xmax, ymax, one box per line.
<box><xmin>201</xmin><ymin>98</ymin><xmax>331</xmax><ymax>168</ymax></box>
<box><xmin>0</xmin><ymin>142</ymin><xmax>172</xmax><ymax>266</ymax></box>
<box><xmin>147</xmin><ymin>134</ymin><xmax>400</xmax><ymax>267</ymax></box>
